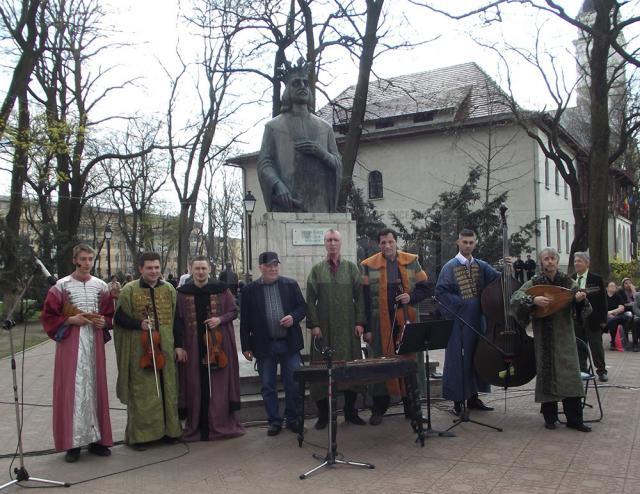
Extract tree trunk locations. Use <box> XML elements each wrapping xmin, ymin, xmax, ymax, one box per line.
<box><xmin>337</xmin><ymin>0</ymin><xmax>384</xmax><ymax>209</ymax></box>
<box><xmin>587</xmin><ymin>2</ymin><xmax>613</xmax><ymax>277</ymax></box>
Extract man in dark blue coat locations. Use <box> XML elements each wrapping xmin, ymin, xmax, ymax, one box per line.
<box><xmin>240</xmin><ymin>252</ymin><xmax>306</xmax><ymax>436</ymax></box>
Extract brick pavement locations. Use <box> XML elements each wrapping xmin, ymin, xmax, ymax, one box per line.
<box><xmin>1</xmin><ymin>329</ymin><xmax>640</xmax><ymax>493</ymax></box>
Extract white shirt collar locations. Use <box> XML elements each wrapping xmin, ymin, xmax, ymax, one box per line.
<box><xmin>455</xmin><ymin>252</ymin><xmax>474</xmax><ymax>265</ymax></box>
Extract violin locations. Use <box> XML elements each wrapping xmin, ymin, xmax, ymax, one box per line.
<box><xmin>140</xmin><ymin>305</ymin><xmax>165</xmax><ymax>398</ymax></box>
<box><xmin>202</xmin><ymin>319</ymin><xmax>228</xmax><ymax>370</ymax></box>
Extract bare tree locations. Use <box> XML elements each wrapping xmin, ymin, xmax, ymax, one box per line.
<box><xmin>103</xmin><ymin>120</ymin><xmax>167</xmax><ymax>273</ymax></box>
<box><xmin>21</xmin><ymin>0</ymin><xmax>158</xmax><ymax>274</ymax></box>
<box><xmin>412</xmin><ymin>0</ymin><xmax>640</xmax><ymax>275</ymax></box>
<box><xmin>167</xmin><ymin>3</ymin><xmax>248</xmax><ymax>273</ymax></box>
<box><xmin>0</xmin><ymin>0</ymin><xmax>47</xmax><ymax>139</ymax></box>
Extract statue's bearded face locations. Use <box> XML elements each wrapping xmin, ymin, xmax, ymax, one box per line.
<box><xmin>288</xmin><ymin>76</ymin><xmax>310</xmax><ymax>104</ymax></box>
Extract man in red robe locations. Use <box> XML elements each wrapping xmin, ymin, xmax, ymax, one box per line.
<box><xmin>41</xmin><ymin>244</ymin><xmax>114</xmax><ymax>462</ymax></box>
<box><xmin>174</xmin><ymin>255</ymin><xmax>245</xmax><ymax>441</ymax></box>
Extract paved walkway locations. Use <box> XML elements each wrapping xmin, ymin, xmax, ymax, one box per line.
<box><xmin>1</xmin><ymin>328</ymin><xmax>640</xmax><ymax>493</ymax></box>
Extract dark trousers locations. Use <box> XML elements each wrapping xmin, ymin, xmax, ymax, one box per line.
<box><xmin>607</xmin><ymin>313</ymin><xmax>633</xmax><ymax>346</ymax></box>
<box><xmin>316</xmin><ymin>390</ymin><xmax>359</xmax><ymax>419</ymax></box>
<box><xmin>574</xmin><ymin>322</ymin><xmax>606</xmax><ymax>373</ymax></box>
<box><xmin>371</xmin><ymin>395</ymin><xmax>391</xmax><ymax>415</ymax></box>
<box><xmin>541</xmin><ymin>397</ymin><xmax>583</xmax><ymax>426</ymax></box>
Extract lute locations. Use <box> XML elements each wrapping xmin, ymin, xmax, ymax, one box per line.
<box><xmin>526</xmin><ymin>285</ymin><xmax>599</xmax><ymax>319</ymax></box>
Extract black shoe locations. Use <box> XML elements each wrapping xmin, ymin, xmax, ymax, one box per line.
<box><xmin>369</xmin><ymin>413</ymin><xmax>383</xmax><ymax>426</ymax></box>
<box><xmin>634</xmin><ymin>344</ymin><xmax>639</xmax><ymax>352</ymax></box>
<box><xmin>453</xmin><ymin>401</ymin><xmax>463</xmax><ymax>416</ymax></box>
<box><xmin>314</xmin><ymin>417</ymin><xmax>328</xmax><ymax>430</ymax></box>
<box><xmin>544</xmin><ymin>422</ymin><xmax>557</xmax><ymax>430</ymax></box>
<box><xmin>130</xmin><ymin>443</ymin><xmax>147</xmax><ymax>451</ymax></box>
<box><xmin>88</xmin><ymin>443</ymin><xmax>111</xmax><ymax>457</ymax></box>
<box><xmin>567</xmin><ymin>423</ymin><xmax>592</xmax><ymax>432</ymax></box>
<box><xmin>344</xmin><ymin>412</ymin><xmax>366</xmax><ymax>425</ymax></box>
<box><xmin>267</xmin><ymin>423</ymin><xmax>282</xmax><ymax>436</ymax></box>
<box><xmin>597</xmin><ymin>370</ymin><xmax>609</xmax><ymax>382</ymax></box>
<box><xmin>467</xmin><ymin>396</ymin><xmax>494</xmax><ymax>411</ymax></box>
<box><xmin>163</xmin><ymin>436</ymin><xmax>180</xmax><ymax>444</ymax></box>
<box><xmin>64</xmin><ymin>448</ymin><xmax>81</xmax><ymax>463</ymax></box>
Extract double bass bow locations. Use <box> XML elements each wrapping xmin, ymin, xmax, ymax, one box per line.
<box><xmin>474</xmin><ymin>205</ymin><xmax>536</xmax><ymax>388</ymax></box>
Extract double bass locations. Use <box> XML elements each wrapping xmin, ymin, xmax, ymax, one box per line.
<box><xmin>474</xmin><ymin>206</ymin><xmax>536</xmax><ymax>388</ymax></box>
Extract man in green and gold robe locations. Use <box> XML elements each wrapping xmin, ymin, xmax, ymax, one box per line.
<box><xmin>306</xmin><ymin>229</ymin><xmax>366</xmax><ymax>429</ymax></box>
<box><xmin>114</xmin><ymin>252</ymin><xmax>184</xmax><ymax>449</ymax></box>
<box><xmin>511</xmin><ymin>247</ymin><xmax>592</xmax><ymax>432</ymax></box>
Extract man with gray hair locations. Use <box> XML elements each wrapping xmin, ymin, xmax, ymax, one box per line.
<box><xmin>511</xmin><ymin>247</ymin><xmax>592</xmax><ymax>431</ymax></box>
<box><xmin>571</xmin><ymin>252</ymin><xmax>608</xmax><ymax>382</ymax></box>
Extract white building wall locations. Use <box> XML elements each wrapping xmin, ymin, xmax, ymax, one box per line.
<box><xmin>531</xmin><ymin>130</ymin><xmax>577</xmax><ymax>269</ymax></box>
<box><xmin>234</xmin><ymin>121</ymin><xmax>580</xmax><ymax>269</ymax></box>
<box><xmin>352</xmin><ymin>123</ymin><xmax>538</xmax><ymax>257</ymax></box>
<box><xmin>609</xmin><ymin>215</ymin><xmax>632</xmax><ymax>262</ymax></box>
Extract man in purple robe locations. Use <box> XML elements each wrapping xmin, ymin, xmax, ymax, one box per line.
<box><xmin>41</xmin><ymin>244</ymin><xmax>113</xmax><ymax>462</ymax></box>
<box><xmin>174</xmin><ymin>255</ymin><xmax>245</xmax><ymax>441</ymax></box>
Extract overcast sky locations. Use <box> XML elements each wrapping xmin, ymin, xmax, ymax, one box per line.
<box><xmin>4</xmin><ymin>0</ymin><xmax>632</xmax><ymax>205</ymax></box>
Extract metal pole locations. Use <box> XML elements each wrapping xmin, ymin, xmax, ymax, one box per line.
<box><xmin>106</xmin><ymin>238</ymin><xmax>112</xmax><ymax>279</ymax></box>
<box><xmin>247</xmin><ymin>212</ymin><xmax>252</xmax><ymax>272</ymax></box>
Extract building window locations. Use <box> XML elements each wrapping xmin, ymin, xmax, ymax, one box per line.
<box><xmin>545</xmin><ymin>215</ymin><xmax>551</xmax><ymax>246</ymax></box>
<box><xmin>374</xmin><ymin>119</ymin><xmax>394</xmax><ymax>129</ymax></box>
<box><xmin>556</xmin><ymin>219</ymin><xmax>561</xmax><ymax>252</ymax></box>
<box><xmin>544</xmin><ymin>159</ymin><xmax>550</xmax><ymax>189</ymax></box>
<box><xmin>555</xmin><ymin>167</ymin><xmax>560</xmax><ymax>195</ymax></box>
<box><xmin>565</xmin><ymin>222</ymin><xmax>570</xmax><ymax>253</ymax></box>
<box><xmin>413</xmin><ymin>111</ymin><xmax>435</xmax><ymax>123</ymax></box>
<box><xmin>368</xmin><ymin>171</ymin><xmax>383</xmax><ymax>199</ymax></box>
<box><xmin>564</xmin><ymin>180</ymin><xmax>568</xmax><ymax>199</ymax></box>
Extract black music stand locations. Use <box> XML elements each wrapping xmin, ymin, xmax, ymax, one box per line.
<box><xmin>299</xmin><ymin>344</ymin><xmax>374</xmax><ymax>480</ymax></box>
<box><xmin>397</xmin><ymin>320</ymin><xmax>455</xmax><ymax>438</ymax></box>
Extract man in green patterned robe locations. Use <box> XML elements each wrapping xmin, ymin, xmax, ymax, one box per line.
<box><xmin>306</xmin><ymin>229</ymin><xmax>366</xmax><ymax>429</ymax></box>
<box><xmin>511</xmin><ymin>247</ymin><xmax>592</xmax><ymax>432</ymax></box>
<box><xmin>114</xmin><ymin>252</ymin><xmax>184</xmax><ymax>449</ymax></box>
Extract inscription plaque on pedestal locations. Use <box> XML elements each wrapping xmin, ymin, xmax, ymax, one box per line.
<box><xmin>292</xmin><ymin>228</ymin><xmax>326</xmax><ymax>246</ymax></box>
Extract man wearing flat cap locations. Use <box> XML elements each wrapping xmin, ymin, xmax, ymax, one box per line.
<box><xmin>240</xmin><ymin>252</ymin><xmax>307</xmax><ymax>436</ymax></box>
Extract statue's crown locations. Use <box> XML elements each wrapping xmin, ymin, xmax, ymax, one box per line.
<box><xmin>277</xmin><ymin>57</ymin><xmax>310</xmax><ymax>83</ymax></box>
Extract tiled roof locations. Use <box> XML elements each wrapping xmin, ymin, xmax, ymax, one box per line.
<box><xmin>316</xmin><ymin>62</ymin><xmax>513</xmax><ymax>125</ymax></box>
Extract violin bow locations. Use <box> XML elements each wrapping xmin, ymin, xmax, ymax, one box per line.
<box><xmin>145</xmin><ymin>305</ymin><xmax>161</xmax><ymax>399</ymax></box>
<box><xmin>206</xmin><ymin>308</ymin><xmax>213</xmax><ymax>399</ymax></box>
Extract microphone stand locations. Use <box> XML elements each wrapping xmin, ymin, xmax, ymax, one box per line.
<box><xmin>1</xmin><ymin>268</ymin><xmax>69</xmax><ymax>490</ymax></box>
<box><xmin>299</xmin><ymin>342</ymin><xmax>374</xmax><ymax>480</ymax></box>
<box><xmin>433</xmin><ymin>295</ymin><xmax>504</xmax><ymax>433</ymax></box>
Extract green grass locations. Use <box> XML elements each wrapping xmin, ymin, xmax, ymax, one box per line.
<box><xmin>0</xmin><ymin>321</ymin><xmax>49</xmax><ymax>359</ymax></box>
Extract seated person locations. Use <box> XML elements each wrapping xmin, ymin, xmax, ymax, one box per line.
<box><xmin>606</xmin><ymin>281</ymin><xmax>631</xmax><ymax>349</ymax></box>
<box><xmin>620</xmin><ymin>278</ymin><xmax>640</xmax><ymax>351</ymax></box>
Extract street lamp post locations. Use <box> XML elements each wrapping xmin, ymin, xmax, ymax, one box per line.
<box><xmin>104</xmin><ymin>225</ymin><xmax>113</xmax><ymax>279</ymax></box>
<box><xmin>243</xmin><ymin>191</ymin><xmax>256</xmax><ymax>280</ymax></box>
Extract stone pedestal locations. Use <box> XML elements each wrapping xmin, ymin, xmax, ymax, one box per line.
<box><xmin>251</xmin><ymin>212</ymin><xmax>356</xmax><ymax>353</ymax></box>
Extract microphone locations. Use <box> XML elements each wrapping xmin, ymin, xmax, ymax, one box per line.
<box><xmin>34</xmin><ymin>257</ymin><xmax>57</xmax><ymax>286</ymax></box>
<box><xmin>314</xmin><ymin>336</ymin><xmax>333</xmax><ymax>356</ymax></box>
